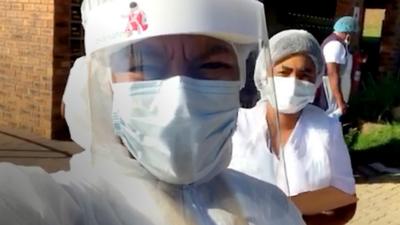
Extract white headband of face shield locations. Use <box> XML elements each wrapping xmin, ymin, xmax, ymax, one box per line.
<box><xmin>84</xmin><ymin>0</ymin><xmax>268</xmax><ymax>54</ymax></box>
<box><xmin>84</xmin><ymin>0</ymin><xmax>268</xmax><ymax>87</ymax></box>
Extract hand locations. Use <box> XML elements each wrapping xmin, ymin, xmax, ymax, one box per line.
<box><xmin>337</xmin><ymin>100</ymin><xmax>348</xmax><ymax>115</ymax></box>
<box><xmin>302</xmin><ymin>203</ymin><xmax>357</xmax><ymax>225</ymax></box>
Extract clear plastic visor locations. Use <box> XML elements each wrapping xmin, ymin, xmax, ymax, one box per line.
<box><xmin>87</xmin><ymin>33</ymin><xmax>287</xmax><ymax>191</ymax></box>
<box><xmin>105</xmin><ymin>35</ymin><xmax>241</xmax><ymax>83</ymax></box>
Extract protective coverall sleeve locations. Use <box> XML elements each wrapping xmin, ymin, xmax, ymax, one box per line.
<box><xmin>0</xmin><ymin>163</ymin><xmax>82</xmax><ymax>225</ymax></box>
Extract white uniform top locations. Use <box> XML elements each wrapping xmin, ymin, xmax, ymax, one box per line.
<box><xmin>0</xmin><ymin>150</ymin><xmax>305</xmax><ymax>225</ymax></box>
<box><xmin>229</xmin><ymin>101</ymin><xmax>355</xmax><ymax>196</ymax></box>
<box><xmin>322</xmin><ymin>41</ymin><xmax>353</xmax><ymax>115</ymax></box>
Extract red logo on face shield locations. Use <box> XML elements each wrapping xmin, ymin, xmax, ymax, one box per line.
<box><xmin>124</xmin><ymin>2</ymin><xmax>148</xmax><ymax>36</ymax></box>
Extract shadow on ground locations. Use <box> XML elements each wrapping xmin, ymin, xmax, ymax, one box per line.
<box><xmin>350</xmin><ymin>139</ymin><xmax>400</xmax><ymax>184</ymax></box>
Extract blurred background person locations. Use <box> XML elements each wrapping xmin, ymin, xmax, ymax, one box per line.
<box><xmin>317</xmin><ymin>16</ymin><xmax>358</xmax><ymax>118</ymax></box>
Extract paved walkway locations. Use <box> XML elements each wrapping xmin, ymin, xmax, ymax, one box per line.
<box><xmin>348</xmin><ymin>178</ymin><xmax>400</xmax><ymax>225</ymax></box>
<box><xmin>0</xmin><ymin>127</ymin><xmax>82</xmax><ymax>172</ymax></box>
<box><xmin>0</xmin><ymin>127</ymin><xmax>399</xmax><ymax>225</ymax></box>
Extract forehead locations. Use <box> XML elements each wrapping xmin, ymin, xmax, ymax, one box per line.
<box><xmin>132</xmin><ymin>34</ymin><xmax>236</xmax><ymax>55</ymax></box>
<box><xmin>142</xmin><ymin>34</ymin><xmax>230</xmax><ymax>44</ymax></box>
<box><xmin>274</xmin><ymin>53</ymin><xmax>315</xmax><ymax>68</ymax></box>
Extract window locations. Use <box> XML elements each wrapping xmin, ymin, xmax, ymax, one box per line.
<box><xmin>362</xmin><ymin>9</ymin><xmax>385</xmax><ymax>38</ymax></box>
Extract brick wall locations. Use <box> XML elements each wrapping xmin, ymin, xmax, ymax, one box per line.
<box><xmin>380</xmin><ymin>0</ymin><xmax>400</xmax><ymax>73</ymax></box>
<box><xmin>335</xmin><ymin>0</ymin><xmax>365</xmax><ymax>24</ymax></box>
<box><xmin>0</xmin><ymin>0</ymin><xmax>54</xmax><ymax>138</ymax></box>
<box><xmin>52</xmin><ymin>0</ymin><xmax>71</xmax><ymax>139</ymax></box>
<box><xmin>0</xmin><ymin>0</ymin><xmax>76</xmax><ymax>139</ymax></box>
<box><xmin>336</xmin><ymin>0</ymin><xmax>356</xmax><ymax>17</ymax></box>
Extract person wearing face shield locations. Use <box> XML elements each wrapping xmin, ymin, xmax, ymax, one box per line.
<box><xmin>0</xmin><ymin>0</ymin><xmax>306</xmax><ymax>224</ymax></box>
<box><xmin>229</xmin><ymin>30</ymin><xmax>357</xmax><ymax>224</ymax></box>
<box><xmin>316</xmin><ymin>16</ymin><xmax>358</xmax><ymax>118</ymax></box>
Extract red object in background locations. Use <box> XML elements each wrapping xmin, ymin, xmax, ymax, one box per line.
<box><xmin>351</xmin><ymin>51</ymin><xmax>365</xmax><ymax>95</ymax></box>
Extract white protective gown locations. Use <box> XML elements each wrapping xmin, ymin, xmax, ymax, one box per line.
<box><xmin>0</xmin><ymin>150</ymin><xmax>305</xmax><ymax>225</ymax></box>
<box><xmin>229</xmin><ymin>101</ymin><xmax>355</xmax><ymax>196</ymax></box>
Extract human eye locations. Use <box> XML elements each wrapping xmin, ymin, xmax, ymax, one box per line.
<box><xmin>301</xmin><ymin>73</ymin><xmax>316</xmax><ymax>83</ymax></box>
<box><xmin>129</xmin><ymin>64</ymin><xmax>166</xmax><ymax>80</ymax></box>
<box><xmin>200</xmin><ymin>61</ymin><xmax>233</xmax><ymax>70</ymax></box>
<box><xmin>189</xmin><ymin>60</ymin><xmax>237</xmax><ymax>81</ymax></box>
<box><xmin>274</xmin><ymin>72</ymin><xmax>290</xmax><ymax>77</ymax></box>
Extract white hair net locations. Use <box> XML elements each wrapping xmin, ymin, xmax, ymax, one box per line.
<box><xmin>254</xmin><ymin>29</ymin><xmax>325</xmax><ymax>91</ymax></box>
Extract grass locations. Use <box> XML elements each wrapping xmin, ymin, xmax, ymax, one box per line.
<box><xmin>351</xmin><ymin>123</ymin><xmax>400</xmax><ymax>151</ymax></box>
<box><xmin>346</xmin><ymin>122</ymin><xmax>400</xmax><ymax>168</ymax></box>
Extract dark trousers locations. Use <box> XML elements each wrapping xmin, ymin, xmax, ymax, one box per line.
<box><xmin>302</xmin><ymin>203</ymin><xmax>357</xmax><ymax>225</ymax></box>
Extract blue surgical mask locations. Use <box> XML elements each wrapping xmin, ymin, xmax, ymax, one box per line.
<box><xmin>111</xmin><ymin>76</ymin><xmax>240</xmax><ymax>184</ymax></box>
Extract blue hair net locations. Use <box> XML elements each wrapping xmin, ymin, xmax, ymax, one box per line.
<box><xmin>334</xmin><ymin>16</ymin><xmax>358</xmax><ymax>33</ymax></box>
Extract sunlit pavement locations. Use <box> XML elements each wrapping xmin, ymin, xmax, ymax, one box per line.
<box><xmin>348</xmin><ymin>178</ymin><xmax>400</xmax><ymax>225</ymax></box>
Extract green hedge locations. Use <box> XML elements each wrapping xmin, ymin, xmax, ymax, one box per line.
<box><xmin>347</xmin><ymin>72</ymin><xmax>400</xmax><ymax>123</ymax></box>
<box><xmin>345</xmin><ymin>123</ymin><xmax>400</xmax><ymax>151</ymax></box>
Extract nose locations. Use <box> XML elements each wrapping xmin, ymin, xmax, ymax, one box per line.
<box><xmin>290</xmin><ymin>70</ymin><xmax>300</xmax><ymax>78</ymax></box>
<box><xmin>164</xmin><ymin>38</ymin><xmax>190</xmax><ymax>78</ymax></box>
<box><xmin>167</xmin><ymin>57</ymin><xmax>187</xmax><ymax>77</ymax></box>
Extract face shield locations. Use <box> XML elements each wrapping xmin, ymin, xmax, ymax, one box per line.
<box><xmin>85</xmin><ymin>0</ymin><xmax>279</xmax><ymax>185</ymax></box>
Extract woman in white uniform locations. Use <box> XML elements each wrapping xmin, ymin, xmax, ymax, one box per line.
<box><xmin>0</xmin><ymin>1</ymin><xmax>305</xmax><ymax>224</ymax></box>
<box><xmin>230</xmin><ymin>30</ymin><xmax>357</xmax><ymax>224</ymax></box>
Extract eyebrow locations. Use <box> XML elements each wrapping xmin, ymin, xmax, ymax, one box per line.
<box><xmin>110</xmin><ymin>44</ymin><xmax>161</xmax><ymax>63</ymax></box>
<box><xmin>194</xmin><ymin>44</ymin><xmax>234</xmax><ymax>62</ymax></box>
<box><xmin>120</xmin><ymin>42</ymin><xmax>233</xmax><ymax>64</ymax></box>
<box><xmin>281</xmin><ymin>65</ymin><xmax>313</xmax><ymax>73</ymax></box>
